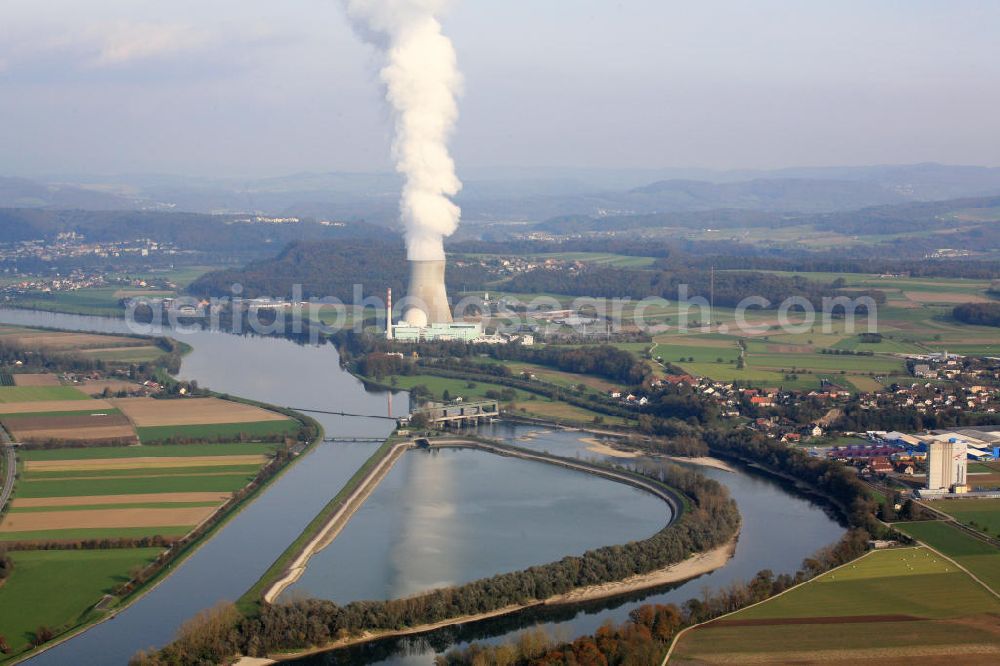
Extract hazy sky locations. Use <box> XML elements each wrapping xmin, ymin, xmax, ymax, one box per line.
<box><xmin>2</xmin><ymin>0</ymin><xmax>999</xmax><ymax>177</ymax></box>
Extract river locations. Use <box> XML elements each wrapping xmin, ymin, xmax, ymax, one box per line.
<box><xmin>0</xmin><ymin>310</ymin><xmax>844</xmax><ymax>665</ymax></box>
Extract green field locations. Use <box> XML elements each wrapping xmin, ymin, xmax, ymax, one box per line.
<box><xmin>529</xmin><ymin>252</ymin><xmax>658</xmax><ymax>268</ymax></box>
<box><xmin>7</xmin><ymin>288</ymin><xmax>131</xmax><ymax>317</ymax></box>
<box><xmin>24</xmin><ymin>464</ymin><xmax>263</xmax><ymax>480</ymax></box>
<box><xmin>8</xmin><ymin>501</ymin><xmax>220</xmax><ymax>513</ymax></box>
<box><xmin>927</xmin><ymin>499</ymin><xmax>1000</xmax><ymax>537</ymax></box>
<box><xmin>387</xmin><ymin>373</ymin><xmax>628</xmax><ymax>425</ymax></box>
<box><xmin>14</xmin><ymin>473</ymin><xmax>254</xmax><ymax>498</ymax></box>
<box><xmin>894</xmin><ymin>520</ymin><xmax>1000</xmax><ymax>594</ymax></box>
<box><xmin>0</xmin><ymin>386</ymin><xmax>90</xmax><ymax>403</ymax></box>
<box><xmin>132</xmin><ymin>265</ymin><xmax>215</xmax><ymax>288</ymax></box>
<box><xmin>79</xmin><ymin>346</ymin><xmax>165</xmax><ymax>363</ymax></box>
<box><xmin>0</xmin><ymin>407</ymin><xmax>121</xmax><ymax>419</ymax></box>
<box><xmin>673</xmin><ymin>547</ymin><xmax>1000</xmax><ymax>662</ymax></box>
<box><xmin>136</xmin><ymin>419</ymin><xmax>297</xmax><ymax>443</ymax></box>
<box><xmin>0</xmin><ymin>526</ymin><xmax>192</xmax><ymax>543</ymax></box>
<box><xmin>0</xmin><ymin>548</ymin><xmax>161</xmax><ymax>657</ymax></box>
<box><xmin>738</xmin><ymin>548</ymin><xmax>996</xmax><ymax>620</ymax></box>
<box><xmin>498</xmin><ymin>361</ymin><xmax>616</xmax><ymax>394</ymax></box>
<box><xmin>386</xmin><ymin>373</ymin><xmax>529</xmax><ymax>402</ymax></box>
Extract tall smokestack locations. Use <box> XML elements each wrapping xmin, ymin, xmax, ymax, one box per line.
<box><xmin>386</xmin><ymin>287</ymin><xmax>393</xmax><ymax>339</ymax></box>
<box><xmin>403</xmin><ymin>259</ymin><xmax>452</xmax><ymax>326</ymax></box>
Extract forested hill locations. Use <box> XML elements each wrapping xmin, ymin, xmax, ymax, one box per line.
<box><xmin>0</xmin><ymin>208</ymin><xmax>387</xmax><ymax>253</ymax></box>
<box><xmin>186</xmin><ymin>240</ymin><xmax>493</xmax><ymax>302</ymax></box>
<box><xmin>502</xmin><ymin>265</ymin><xmax>885</xmax><ymax>310</ymax></box>
<box><xmin>536</xmin><ymin>194</ymin><xmax>1000</xmax><ymax>242</ymax></box>
<box><xmin>188</xmin><ymin>238</ymin><xmax>885</xmax><ymax>310</ymax></box>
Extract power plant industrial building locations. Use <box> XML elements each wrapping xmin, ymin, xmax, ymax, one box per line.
<box><xmin>386</xmin><ymin>259</ymin><xmax>483</xmax><ymax>342</ymax></box>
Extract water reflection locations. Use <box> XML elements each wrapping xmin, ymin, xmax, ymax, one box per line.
<box><xmin>281</xmin><ymin>447</ymin><xmax>668</xmax><ymax>604</ymax></box>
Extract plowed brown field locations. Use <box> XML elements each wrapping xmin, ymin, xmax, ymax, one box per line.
<box><xmin>0</xmin><ymin>506</ymin><xmax>217</xmax><ymax>532</ymax></box>
<box><xmin>112</xmin><ymin>397</ymin><xmax>288</xmax><ymax>426</ymax></box>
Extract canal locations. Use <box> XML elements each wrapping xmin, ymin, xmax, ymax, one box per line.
<box><xmin>0</xmin><ymin>310</ymin><xmax>844</xmax><ymax>665</ymax></box>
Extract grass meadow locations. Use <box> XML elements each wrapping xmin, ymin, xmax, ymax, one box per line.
<box><xmin>893</xmin><ymin>521</ymin><xmax>1000</xmax><ymax>594</ymax></box>
<box><xmin>673</xmin><ymin>547</ymin><xmax>1000</xmax><ymax>662</ymax></box>
<box><xmin>0</xmin><ymin>548</ymin><xmax>162</xmax><ymax>657</ymax></box>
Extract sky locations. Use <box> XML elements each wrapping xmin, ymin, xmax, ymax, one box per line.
<box><xmin>2</xmin><ymin>0</ymin><xmax>999</xmax><ymax>178</ymax></box>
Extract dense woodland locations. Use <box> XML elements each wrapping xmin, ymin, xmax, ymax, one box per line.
<box><xmin>186</xmin><ymin>239</ymin><xmax>493</xmax><ymax>302</ymax></box>
<box><xmin>953</xmin><ymin>302</ymin><xmax>1000</xmax><ymax>327</ymax></box>
<box><xmin>503</xmin><ymin>265</ymin><xmax>885</xmax><ymax>310</ymax></box>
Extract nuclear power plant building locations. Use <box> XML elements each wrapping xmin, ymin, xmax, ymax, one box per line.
<box><xmin>391</xmin><ymin>321</ymin><xmax>482</xmax><ymax>342</ymax></box>
<box><xmin>386</xmin><ymin>259</ymin><xmax>483</xmax><ymax>342</ymax></box>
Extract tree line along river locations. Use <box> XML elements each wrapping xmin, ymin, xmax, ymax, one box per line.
<box><xmin>0</xmin><ymin>310</ymin><xmax>844</xmax><ymax>665</ymax></box>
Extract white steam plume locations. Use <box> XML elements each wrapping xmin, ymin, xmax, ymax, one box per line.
<box><xmin>342</xmin><ymin>0</ymin><xmax>462</xmax><ymax>261</ymax></box>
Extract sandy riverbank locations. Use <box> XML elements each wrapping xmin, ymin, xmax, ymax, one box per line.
<box><xmin>663</xmin><ymin>455</ymin><xmax>737</xmax><ymax>473</ymax></box>
<box><xmin>547</xmin><ymin>535</ymin><xmax>738</xmax><ymax>604</ymax></box>
<box><xmin>262</xmin><ymin>535</ymin><xmax>738</xmax><ymax>663</ymax></box>
<box><xmin>581</xmin><ymin>436</ymin><xmax>642</xmax><ymax>458</ymax></box>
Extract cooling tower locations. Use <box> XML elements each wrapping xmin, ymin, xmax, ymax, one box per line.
<box><xmin>402</xmin><ymin>259</ymin><xmax>452</xmax><ymax>325</ymax></box>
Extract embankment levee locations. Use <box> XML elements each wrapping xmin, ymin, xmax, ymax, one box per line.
<box><xmin>246</xmin><ymin>537</ymin><xmax>737</xmax><ymax>665</ymax></box>
<box><xmin>249</xmin><ymin>436</ymin><xmax>739</xmax><ymax>663</ymax></box>
<box><xmin>262</xmin><ymin>440</ymin><xmax>412</xmax><ymax>603</ymax></box>
<box><xmin>430</xmin><ymin>438</ymin><xmax>685</xmax><ymax>515</ymax></box>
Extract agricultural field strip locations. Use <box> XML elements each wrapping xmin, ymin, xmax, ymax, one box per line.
<box><xmin>0</xmin><ymin>396</ymin><xmax>113</xmax><ymax>416</ymax></box>
<box><xmin>926</xmin><ymin>499</ymin><xmax>1000</xmax><ymax>536</ymax></box>
<box><xmin>11</xmin><ymin>373</ymin><xmax>62</xmax><ymax>387</ymax></box>
<box><xmin>10</xmin><ymin>426</ymin><xmax>138</xmax><ymax>442</ymax></box>
<box><xmin>672</xmin><ymin>547</ymin><xmax>1000</xmax><ymax>662</ymax></box>
<box><xmin>9</xmin><ymin>501</ymin><xmax>222</xmax><ymax>513</ymax></box>
<box><xmin>0</xmin><ymin>330</ymin><xmax>149</xmax><ymax>350</ymax></box>
<box><xmin>12</xmin><ymin>491</ymin><xmax>234</xmax><ymax>507</ymax></box>
<box><xmin>0</xmin><ymin>548</ymin><xmax>163</xmax><ymax>657</ymax></box>
<box><xmin>19</xmin><ymin>471</ymin><xmax>259</xmax><ymax>484</ymax></box>
<box><xmin>0</xmin><ymin>386</ymin><xmax>92</xmax><ymax>403</ymax></box>
<box><xmin>23</xmin><ymin>454</ymin><xmax>269</xmax><ymax>471</ymax></box>
<box><xmin>892</xmin><ymin>520</ymin><xmax>1000</xmax><ymax>596</ymax></box>
<box><xmin>0</xmin><ymin>506</ymin><xmax>219</xmax><ymax>532</ymax></box>
<box><xmin>0</xmin><ymin>405</ymin><xmax>120</xmax><ymax>418</ymax></box>
<box><xmin>3</xmin><ymin>444</ymin><xmax>272</xmax><ymax>538</ymax></box>
<box><xmin>21</xmin><ymin>443</ymin><xmax>276</xmax><ymax>459</ymax></box>
<box><xmin>111</xmin><ymin>397</ymin><xmax>291</xmax><ymax>426</ymax></box>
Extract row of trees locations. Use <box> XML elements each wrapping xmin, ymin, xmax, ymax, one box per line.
<box><xmin>130</xmin><ymin>462</ymin><xmax>740</xmax><ymax>664</ymax></box>
<box><xmin>2</xmin><ymin>535</ymin><xmax>177</xmax><ymax>552</ymax></box>
<box><xmin>0</xmin><ymin>334</ymin><xmax>182</xmax><ymax>382</ymax></box>
<box><xmin>0</xmin><ymin>547</ymin><xmax>12</xmax><ymax>581</ymax></box>
<box><xmin>703</xmin><ymin>427</ymin><xmax>879</xmax><ymax>532</ymax></box>
<box><xmin>438</xmin><ymin>529</ymin><xmax>873</xmax><ymax>666</ymax></box>
<box><xmin>834</xmin><ymin>401</ymin><xmax>1000</xmax><ymax>432</ymax></box>
<box><xmin>437</xmin><ymin>420</ymin><xmax>889</xmax><ymax>666</ymax></box>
